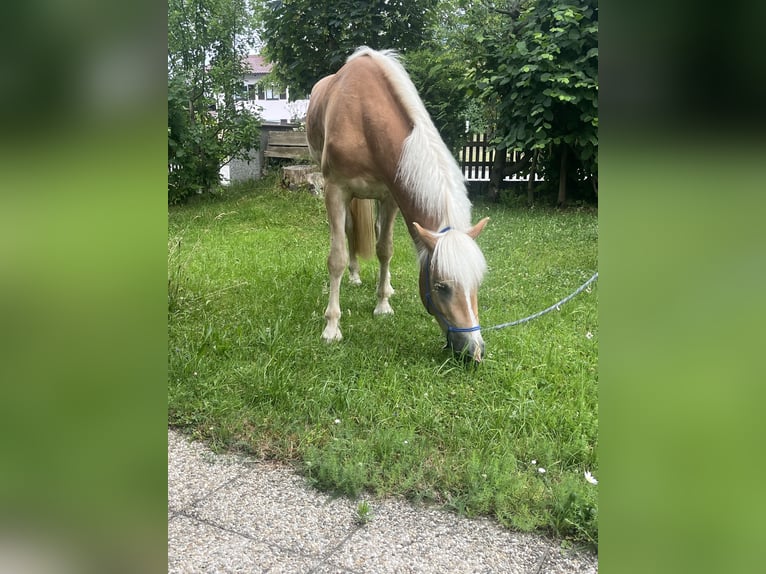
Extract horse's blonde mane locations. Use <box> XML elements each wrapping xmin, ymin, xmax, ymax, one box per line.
<box><xmin>347</xmin><ymin>47</ymin><xmax>472</xmax><ymax>232</ymax></box>
<box><xmin>425</xmin><ymin>229</ymin><xmax>487</xmax><ymax>291</ymax></box>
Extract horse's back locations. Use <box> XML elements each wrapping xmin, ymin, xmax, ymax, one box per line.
<box><xmin>306</xmin><ymin>54</ymin><xmax>411</xmax><ymax>187</ymax></box>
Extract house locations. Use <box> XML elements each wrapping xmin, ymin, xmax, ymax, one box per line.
<box><xmin>222</xmin><ymin>55</ymin><xmax>310</xmax><ymax>184</ymax></box>
<box><xmin>238</xmin><ymin>55</ymin><xmax>309</xmax><ymax>124</ymax></box>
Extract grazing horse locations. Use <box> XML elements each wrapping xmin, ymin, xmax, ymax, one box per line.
<box><xmin>306</xmin><ymin>47</ymin><xmax>489</xmax><ymax>362</ymax></box>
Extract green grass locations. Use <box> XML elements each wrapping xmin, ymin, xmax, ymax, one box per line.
<box><xmin>168</xmin><ymin>175</ymin><xmax>598</xmax><ymax>547</ymax></box>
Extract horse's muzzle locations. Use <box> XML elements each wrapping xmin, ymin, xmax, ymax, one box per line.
<box><xmin>447</xmin><ymin>331</ymin><xmax>485</xmax><ymax>363</ymax></box>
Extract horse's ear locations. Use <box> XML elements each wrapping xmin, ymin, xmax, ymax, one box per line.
<box><xmin>468</xmin><ymin>217</ymin><xmax>490</xmax><ymax>240</ymax></box>
<box><xmin>413</xmin><ymin>222</ymin><xmax>438</xmax><ymax>252</ymax></box>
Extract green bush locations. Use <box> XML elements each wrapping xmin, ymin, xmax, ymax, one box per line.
<box><xmin>168</xmin><ymin>0</ymin><xmax>262</xmax><ymax>204</ymax></box>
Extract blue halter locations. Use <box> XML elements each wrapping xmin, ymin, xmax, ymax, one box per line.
<box><xmin>423</xmin><ymin>227</ymin><xmax>482</xmax><ymax>334</ymax></box>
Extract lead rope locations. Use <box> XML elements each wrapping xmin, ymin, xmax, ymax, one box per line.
<box><xmin>425</xmin><ymin>227</ymin><xmax>597</xmax><ymax>332</ymax></box>
<box><xmin>484</xmin><ymin>272</ymin><xmax>598</xmax><ymax>331</ymax></box>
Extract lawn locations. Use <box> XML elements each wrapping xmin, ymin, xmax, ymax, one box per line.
<box><xmin>168</xmin><ymin>175</ymin><xmax>598</xmax><ymax>546</ymax></box>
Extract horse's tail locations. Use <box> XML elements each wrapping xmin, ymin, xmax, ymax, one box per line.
<box><xmin>350</xmin><ymin>198</ymin><xmax>376</xmax><ymax>260</ymax></box>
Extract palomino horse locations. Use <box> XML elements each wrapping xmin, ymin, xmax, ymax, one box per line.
<box><xmin>306</xmin><ymin>47</ymin><xmax>489</xmax><ymax>362</ymax></box>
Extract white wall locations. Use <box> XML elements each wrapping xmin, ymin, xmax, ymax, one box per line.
<box><xmin>239</xmin><ymin>99</ymin><xmax>309</xmax><ymax>124</ymax></box>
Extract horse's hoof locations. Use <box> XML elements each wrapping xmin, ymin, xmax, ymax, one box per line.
<box><xmin>348</xmin><ymin>270</ymin><xmax>362</xmax><ymax>285</ymax></box>
<box><xmin>373</xmin><ymin>303</ymin><xmax>394</xmax><ymax>316</ymax></box>
<box><xmin>321</xmin><ymin>328</ymin><xmax>343</xmax><ymax>342</ymax></box>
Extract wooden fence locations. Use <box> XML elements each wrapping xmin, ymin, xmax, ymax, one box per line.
<box><xmin>459</xmin><ymin>133</ymin><xmax>542</xmax><ymax>182</ymax></box>
<box><xmin>172</xmin><ymin>130</ymin><xmax>542</xmax><ymax>186</ymax></box>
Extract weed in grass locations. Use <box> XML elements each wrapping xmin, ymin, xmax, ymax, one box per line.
<box><xmin>550</xmin><ymin>477</ymin><xmax>598</xmax><ymax>548</ymax></box>
<box><xmin>355</xmin><ymin>500</ymin><xmax>373</xmax><ymax>526</ymax></box>
<box><xmin>168</xmin><ymin>175</ymin><xmax>598</xmax><ymax>546</ymax></box>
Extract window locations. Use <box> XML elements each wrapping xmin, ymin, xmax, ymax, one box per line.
<box><xmin>254</xmin><ymin>82</ymin><xmax>286</xmax><ymax>101</ymax></box>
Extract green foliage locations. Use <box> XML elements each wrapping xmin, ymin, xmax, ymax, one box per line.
<box><xmin>168</xmin><ymin>176</ymin><xmax>598</xmax><ymax>545</ymax></box>
<box><xmin>167</xmin><ymin>76</ymin><xmax>221</xmax><ymax>203</ymax></box>
<box><xmin>168</xmin><ymin>0</ymin><xmax>262</xmax><ymax>203</ymax></box>
<box><xmin>467</xmin><ymin>0</ymin><xmax>598</xmax><ymax>182</ymax></box>
<box><xmin>257</xmin><ymin>0</ymin><xmax>439</xmax><ymax>97</ymax></box>
<box><xmin>550</xmin><ymin>477</ymin><xmax>598</xmax><ymax>545</ymax></box>
<box><xmin>403</xmin><ymin>48</ymin><xmax>473</xmax><ymax>153</ymax></box>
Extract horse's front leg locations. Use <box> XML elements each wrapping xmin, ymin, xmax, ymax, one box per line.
<box><xmin>373</xmin><ymin>198</ymin><xmax>399</xmax><ymax>316</ymax></box>
<box><xmin>323</xmin><ymin>184</ymin><xmax>348</xmax><ymax>342</ymax></box>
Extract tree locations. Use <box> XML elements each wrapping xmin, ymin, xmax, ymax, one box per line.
<box><xmin>168</xmin><ymin>0</ymin><xmax>262</xmax><ymax>203</ymax></box>
<box><xmin>469</xmin><ymin>0</ymin><xmax>598</xmax><ymax>203</ymax></box>
<box><xmin>402</xmin><ymin>48</ymin><xmax>474</xmax><ymax>154</ymax></box>
<box><xmin>257</xmin><ymin>0</ymin><xmax>439</xmax><ymax>98</ymax></box>
<box><xmin>401</xmin><ymin>1</ymin><xmax>481</xmax><ymax>154</ymax></box>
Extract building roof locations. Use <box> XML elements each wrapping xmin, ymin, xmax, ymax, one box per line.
<box><xmin>245</xmin><ymin>55</ymin><xmax>272</xmax><ymax>74</ymax></box>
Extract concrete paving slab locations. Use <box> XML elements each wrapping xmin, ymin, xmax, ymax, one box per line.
<box><xmin>325</xmin><ymin>499</ymin><xmax>565</xmax><ymax>574</ymax></box>
<box><xmin>188</xmin><ymin>470</ymin><xmax>359</xmax><ymax>556</ymax></box>
<box><xmin>169</xmin><ymin>514</ymin><xmax>317</xmax><ymax>573</ymax></box>
<box><xmin>168</xmin><ymin>429</ymin><xmax>598</xmax><ymax>573</ymax></box>
<box><xmin>168</xmin><ymin>430</ymin><xmax>251</xmax><ymax>511</ymax></box>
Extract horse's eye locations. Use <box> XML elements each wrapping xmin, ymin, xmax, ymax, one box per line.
<box><xmin>434</xmin><ymin>282</ymin><xmax>452</xmax><ymax>297</ymax></box>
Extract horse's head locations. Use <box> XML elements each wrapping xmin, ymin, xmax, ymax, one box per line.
<box><xmin>414</xmin><ymin>218</ymin><xmax>490</xmax><ymax>362</ymax></box>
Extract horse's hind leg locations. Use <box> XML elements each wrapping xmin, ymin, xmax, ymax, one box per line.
<box><xmin>373</xmin><ymin>198</ymin><xmax>398</xmax><ymax>316</ymax></box>
<box><xmin>322</xmin><ymin>183</ymin><xmax>348</xmax><ymax>342</ymax></box>
<box><xmin>345</xmin><ymin>209</ymin><xmax>362</xmax><ymax>285</ymax></box>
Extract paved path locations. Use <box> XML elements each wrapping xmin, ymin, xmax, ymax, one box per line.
<box><xmin>168</xmin><ymin>429</ymin><xmax>598</xmax><ymax>573</ymax></box>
